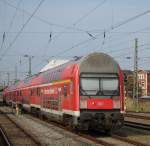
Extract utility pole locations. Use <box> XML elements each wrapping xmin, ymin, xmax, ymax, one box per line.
<box><xmin>29</xmin><ymin>56</ymin><xmax>32</xmax><ymax>77</ymax></box>
<box><xmin>7</xmin><ymin>72</ymin><xmax>10</xmax><ymax>86</ymax></box>
<box><xmin>0</xmin><ymin>72</ymin><xmax>1</xmax><ymax>86</ymax></box>
<box><xmin>15</xmin><ymin>65</ymin><xmax>18</xmax><ymax>83</ymax></box>
<box><xmin>3</xmin><ymin>81</ymin><xmax>5</xmax><ymax>87</ymax></box>
<box><xmin>24</xmin><ymin>54</ymin><xmax>33</xmax><ymax>77</ymax></box>
<box><xmin>133</xmin><ymin>38</ymin><xmax>138</xmax><ymax>112</ymax></box>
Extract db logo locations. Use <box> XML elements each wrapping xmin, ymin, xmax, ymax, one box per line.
<box><xmin>97</xmin><ymin>102</ymin><xmax>104</xmax><ymax>106</ymax></box>
<box><xmin>92</xmin><ymin>102</ymin><xmax>104</xmax><ymax>106</ymax></box>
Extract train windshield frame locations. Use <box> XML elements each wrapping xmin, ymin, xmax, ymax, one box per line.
<box><xmin>80</xmin><ymin>73</ymin><xmax>120</xmax><ymax>97</ymax></box>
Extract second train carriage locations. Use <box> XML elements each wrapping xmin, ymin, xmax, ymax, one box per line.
<box><xmin>3</xmin><ymin>52</ymin><xmax>124</xmax><ymax>131</ymax></box>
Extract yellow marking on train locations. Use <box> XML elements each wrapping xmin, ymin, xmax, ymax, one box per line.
<box><xmin>52</xmin><ymin>79</ymin><xmax>71</xmax><ymax>85</ymax></box>
<box><xmin>6</xmin><ymin>80</ymin><xmax>71</xmax><ymax>92</ymax></box>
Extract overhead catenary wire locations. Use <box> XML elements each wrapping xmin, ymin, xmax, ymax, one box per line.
<box><xmin>39</xmin><ymin>0</ymin><xmax>107</xmax><ymax>58</ymax></box>
<box><xmin>52</xmin><ymin>9</ymin><xmax>150</xmax><ymax>58</ymax></box>
<box><xmin>111</xmin><ymin>9</ymin><xmax>150</xmax><ymax>30</ymax></box>
<box><xmin>0</xmin><ymin>0</ymin><xmax>22</xmax><ymax>53</ymax></box>
<box><xmin>7</xmin><ymin>0</ymin><xmax>22</xmax><ymax>32</ymax></box>
<box><xmin>2</xmin><ymin>0</ymin><xmax>150</xmax><ymax>57</ymax></box>
<box><xmin>0</xmin><ymin>28</ymin><xmax>149</xmax><ymax>60</ymax></box>
<box><xmin>113</xmin><ymin>46</ymin><xmax>150</xmax><ymax>60</ymax></box>
<box><xmin>0</xmin><ymin>32</ymin><xmax>6</xmax><ymax>51</ymax></box>
<box><xmin>0</xmin><ymin>70</ymin><xmax>27</xmax><ymax>74</ymax></box>
<box><xmin>91</xmin><ymin>25</ymin><xmax>150</xmax><ymax>53</ymax></box>
<box><xmin>73</xmin><ymin>0</ymin><xmax>107</xmax><ymax>26</ymax></box>
<box><xmin>33</xmin><ymin>0</ymin><xmax>107</xmax><ymax>69</ymax></box>
<box><xmin>31</xmin><ymin>12</ymin><xmax>150</xmax><ymax>72</ymax></box>
<box><xmin>108</xmin><ymin>42</ymin><xmax>150</xmax><ymax>55</ymax></box>
<box><xmin>1</xmin><ymin>0</ymin><xmax>88</xmax><ymax>33</ymax></box>
<box><xmin>0</xmin><ymin>0</ymin><xmax>45</xmax><ymax>61</ymax></box>
<box><xmin>2</xmin><ymin>30</ymin><xmax>150</xmax><ymax>34</ymax></box>
<box><xmin>27</xmin><ymin>7</ymin><xmax>150</xmax><ymax>73</ymax></box>
<box><xmin>1</xmin><ymin>0</ymin><xmax>150</xmax><ymax>78</ymax></box>
<box><xmin>125</xmin><ymin>59</ymin><xmax>150</xmax><ymax>69</ymax></box>
<box><xmin>1</xmin><ymin>0</ymin><xmax>99</xmax><ymax>59</ymax></box>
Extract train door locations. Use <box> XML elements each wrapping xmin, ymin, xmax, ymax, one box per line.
<box><xmin>62</xmin><ymin>83</ymin><xmax>73</xmax><ymax>110</ymax></box>
<box><xmin>40</xmin><ymin>88</ymin><xmax>44</xmax><ymax>110</ymax></box>
<box><xmin>58</xmin><ymin>87</ymin><xmax>62</xmax><ymax>111</ymax></box>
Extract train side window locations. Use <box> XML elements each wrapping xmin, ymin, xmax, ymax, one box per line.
<box><xmin>30</xmin><ymin>89</ymin><xmax>33</xmax><ymax>96</ymax></box>
<box><xmin>20</xmin><ymin>91</ymin><xmax>22</xmax><ymax>96</ymax></box>
<box><xmin>64</xmin><ymin>85</ymin><xmax>67</xmax><ymax>97</ymax></box>
<box><xmin>17</xmin><ymin>91</ymin><xmax>19</xmax><ymax>96</ymax></box>
<box><xmin>37</xmin><ymin>88</ymin><xmax>40</xmax><ymax>96</ymax></box>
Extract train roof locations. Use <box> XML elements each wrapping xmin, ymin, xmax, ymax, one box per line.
<box><xmin>40</xmin><ymin>59</ymin><xmax>70</xmax><ymax>72</ymax></box>
<box><xmin>5</xmin><ymin>52</ymin><xmax>119</xmax><ymax>92</ymax></box>
<box><xmin>41</xmin><ymin>52</ymin><xmax>119</xmax><ymax>72</ymax></box>
<box><xmin>77</xmin><ymin>52</ymin><xmax>119</xmax><ymax>74</ymax></box>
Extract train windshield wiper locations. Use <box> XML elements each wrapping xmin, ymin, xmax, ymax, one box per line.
<box><xmin>110</xmin><ymin>90</ymin><xmax>119</xmax><ymax>98</ymax></box>
<box><xmin>80</xmin><ymin>88</ymin><xmax>91</xmax><ymax>98</ymax></box>
<box><xmin>96</xmin><ymin>90</ymin><xmax>103</xmax><ymax>96</ymax></box>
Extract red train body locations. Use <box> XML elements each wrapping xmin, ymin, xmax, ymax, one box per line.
<box><xmin>3</xmin><ymin>52</ymin><xmax>124</xmax><ymax>131</ymax></box>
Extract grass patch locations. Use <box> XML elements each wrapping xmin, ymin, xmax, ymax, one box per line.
<box><xmin>125</xmin><ymin>97</ymin><xmax>150</xmax><ymax>112</ymax></box>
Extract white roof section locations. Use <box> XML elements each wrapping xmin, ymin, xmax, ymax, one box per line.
<box><xmin>40</xmin><ymin>59</ymin><xmax>70</xmax><ymax>72</ymax></box>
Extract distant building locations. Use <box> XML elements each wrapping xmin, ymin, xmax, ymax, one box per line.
<box><xmin>138</xmin><ymin>70</ymin><xmax>147</xmax><ymax>96</ymax></box>
<box><xmin>123</xmin><ymin>70</ymin><xmax>133</xmax><ymax>97</ymax></box>
<box><xmin>147</xmin><ymin>72</ymin><xmax>150</xmax><ymax>96</ymax></box>
<box><xmin>123</xmin><ymin>70</ymin><xmax>150</xmax><ymax>97</ymax></box>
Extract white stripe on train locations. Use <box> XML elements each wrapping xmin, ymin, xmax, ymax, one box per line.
<box><xmin>23</xmin><ymin>103</ymin><xmax>80</xmax><ymax>117</ymax></box>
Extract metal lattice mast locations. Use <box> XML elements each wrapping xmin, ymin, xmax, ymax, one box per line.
<box><xmin>133</xmin><ymin>38</ymin><xmax>138</xmax><ymax>111</ymax></box>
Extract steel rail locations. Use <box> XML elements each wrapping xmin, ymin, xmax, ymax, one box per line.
<box><xmin>125</xmin><ymin>113</ymin><xmax>150</xmax><ymax>120</ymax></box>
<box><xmin>125</xmin><ymin>121</ymin><xmax>150</xmax><ymax>131</ymax></box>
<box><xmin>0</xmin><ymin>109</ymin><xmax>43</xmax><ymax>146</ymax></box>
<box><xmin>112</xmin><ymin>134</ymin><xmax>150</xmax><ymax>146</ymax></box>
<box><xmin>0</xmin><ymin>127</ymin><xmax>12</xmax><ymax>146</ymax></box>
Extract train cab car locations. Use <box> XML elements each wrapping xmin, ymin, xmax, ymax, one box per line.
<box><xmin>75</xmin><ymin>53</ymin><xmax>124</xmax><ymax>130</ymax></box>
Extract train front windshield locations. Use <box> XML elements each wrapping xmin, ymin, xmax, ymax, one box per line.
<box><xmin>80</xmin><ymin>74</ymin><xmax>119</xmax><ymax>96</ymax></box>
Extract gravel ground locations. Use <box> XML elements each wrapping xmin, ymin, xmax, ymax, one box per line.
<box><xmin>116</xmin><ymin>126</ymin><xmax>150</xmax><ymax>145</ymax></box>
<box><xmin>1</xmin><ymin>106</ymin><xmax>150</xmax><ymax>146</ymax></box>
<box><xmin>7</xmin><ymin>114</ymin><xmax>100</xmax><ymax>146</ymax></box>
<box><xmin>98</xmin><ymin>136</ymin><xmax>134</xmax><ymax>146</ymax></box>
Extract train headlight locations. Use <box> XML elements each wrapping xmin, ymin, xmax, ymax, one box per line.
<box><xmin>113</xmin><ymin>98</ymin><xmax>120</xmax><ymax>109</ymax></box>
<box><xmin>80</xmin><ymin>100</ymin><xmax>87</xmax><ymax>109</ymax></box>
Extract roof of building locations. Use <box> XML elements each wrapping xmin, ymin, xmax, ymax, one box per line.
<box><xmin>123</xmin><ymin>70</ymin><xmax>133</xmax><ymax>75</ymax></box>
<box><xmin>40</xmin><ymin>59</ymin><xmax>70</xmax><ymax>72</ymax></box>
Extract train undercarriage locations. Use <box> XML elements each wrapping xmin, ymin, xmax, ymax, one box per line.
<box><xmin>76</xmin><ymin>109</ymin><xmax>124</xmax><ymax>132</ymax></box>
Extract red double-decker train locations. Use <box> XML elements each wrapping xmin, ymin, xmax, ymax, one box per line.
<box><xmin>3</xmin><ymin>52</ymin><xmax>124</xmax><ymax>131</ymax></box>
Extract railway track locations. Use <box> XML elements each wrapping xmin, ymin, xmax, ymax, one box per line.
<box><xmin>25</xmin><ymin>113</ymin><xmax>150</xmax><ymax>146</ymax></box>
<box><xmin>0</xmin><ymin>126</ymin><xmax>11</xmax><ymax>146</ymax></box>
<box><xmin>125</xmin><ymin>121</ymin><xmax>150</xmax><ymax>131</ymax></box>
<box><xmin>125</xmin><ymin>113</ymin><xmax>150</xmax><ymax>120</ymax></box>
<box><xmin>1</xmin><ymin>106</ymin><xmax>150</xmax><ymax>146</ymax></box>
<box><xmin>78</xmin><ymin>132</ymin><xmax>150</xmax><ymax>146</ymax></box>
<box><xmin>125</xmin><ymin>112</ymin><xmax>150</xmax><ymax>131</ymax></box>
<box><xmin>0</xmin><ymin>109</ymin><xmax>43</xmax><ymax>146</ymax></box>
<box><xmin>111</xmin><ymin>134</ymin><xmax>150</xmax><ymax>146</ymax></box>
<box><xmin>127</xmin><ymin>111</ymin><xmax>150</xmax><ymax>114</ymax></box>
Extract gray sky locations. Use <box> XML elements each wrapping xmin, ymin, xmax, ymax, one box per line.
<box><xmin>0</xmin><ymin>0</ymin><xmax>150</xmax><ymax>84</ymax></box>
